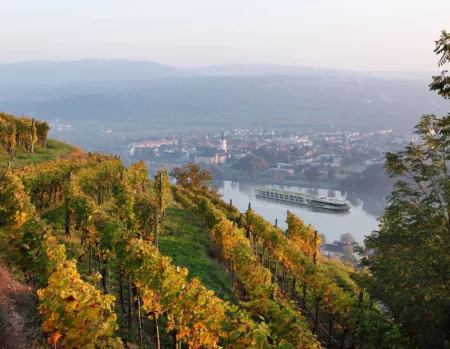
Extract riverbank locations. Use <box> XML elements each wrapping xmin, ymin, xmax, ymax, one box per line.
<box><xmin>217</xmin><ymin>176</ymin><xmax>392</xmax><ymax>195</ymax></box>
<box><xmin>219</xmin><ymin>176</ymin><xmax>342</xmax><ymax>190</ymax></box>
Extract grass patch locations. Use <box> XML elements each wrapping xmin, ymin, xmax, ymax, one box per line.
<box><xmin>0</xmin><ymin>139</ymin><xmax>74</xmax><ymax>169</ymax></box>
<box><xmin>160</xmin><ymin>206</ymin><xmax>235</xmax><ymax>302</ymax></box>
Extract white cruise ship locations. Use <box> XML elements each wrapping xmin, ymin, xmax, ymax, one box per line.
<box><xmin>255</xmin><ymin>187</ymin><xmax>351</xmax><ymax>211</ymax></box>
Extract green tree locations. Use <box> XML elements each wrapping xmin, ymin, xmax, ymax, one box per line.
<box><xmin>360</xmin><ymin>31</ymin><xmax>450</xmax><ymax>348</ymax></box>
<box><xmin>171</xmin><ymin>163</ymin><xmax>212</xmax><ymax>192</ymax></box>
<box><xmin>430</xmin><ymin>30</ymin><xmax>450</xmax><ymax>99</ymax></box>
<box><xmin>252</xmin><ymin>147</ymin><xmax>278</xmax><ymax>165</ymax></box>
<box><xmin>339</xmin><ymin>232</ymin><xmax>355</xmax><ymax>244</ymax></box>
<box><xmin>341</xmin><ymin>244</ymin><xmax>357</xmax><ymax>266</ymax></box>
<box><xmin>232</xmin><ymin>154</ymin><xmax>268</xmax><ymax>178</ymax></box>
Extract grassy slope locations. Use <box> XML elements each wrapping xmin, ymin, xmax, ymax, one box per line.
<box><xmin>39</xmin><ymin>197</ymin><xmax>235</xmax><ymax>303</ymax></box>
<box><xmin>0</xmin><ymin>139</ymin><xmax>74</xmax><ymax>169</ymax></box>
<box><xmin>160</xmin><ymin>205</ymin><xmax>235</xmax><ymax>302</ymax></box>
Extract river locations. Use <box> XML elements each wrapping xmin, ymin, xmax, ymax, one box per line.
<box><xmin>216</xmin><ymin>180</ymin><xmax>386</xmax><ymax>244</ymax></box>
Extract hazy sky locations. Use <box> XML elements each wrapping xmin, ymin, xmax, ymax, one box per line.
<box><xmin>1</xmin><ymin>0</ymin><xmax>449</xmax><ymax>71</ymax></box>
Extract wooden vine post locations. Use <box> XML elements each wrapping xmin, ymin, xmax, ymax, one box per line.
<box><xmin>153</xmin><ymin>206</ymin><xmax>159</xmax><ymax>249</ymax></box>
<box><xmin>328</xmin><ymin>318</ymin><xmax>333</xmax><ymax>347</ymax></box>
<box><xmin>119</xmin><ymin>277</ymin><xmax>126</xmax><ymax>323</ymax></box>
<box><xmin>30</xmin><ymin>118</ymin><xmax>36</xmax><ymax>153</ymax></box>
<box><xmin>313</xmin><ymin>229</ymin><xmax>320</xmax><ymax>335</ymax></box>
<box><xmin>292</xmin><ymin>275</ymin><xmax>296</xmax><ymax>299</ymax></box>
<box><xmin>274</xmin><ymin>259</ymin><xmax>279</xmax><ymax>284</ymax></box>
<box><xmin>137</xmin><ymin>290</ymin><xmax>143</xmax><ymax>345</ymax></box>
<box><xmin>313</xmin><ymin>230</ymin><xmax>318</xmax><ymax>265</ymax></box>
<box><xmin>127</xmin><ymin>282</ymin><xmax>133</xmax><ymax>330</ymax></box>
<box><xmin>153</xmin><ymin>312</ymin><xmax>161</xmax><ymax>349</ymax></box>
<box><xmin>313</xmin><ymin>296</ymin><xmax>320</xmax><ymax>335</ymax></box>
<box><xmin>341</xmin><ymin>328</ymin><xmax>349</xmax><ymax>348</ymax></box>
<box><xmin>65</xmin><ymin>171</ymin><xmax>71</xmax><ymax>237</ymax></box>
<box><xmin>159</xmin><ymin>170</ymin><xmax>164</xmax><ymax>222</ymax></box>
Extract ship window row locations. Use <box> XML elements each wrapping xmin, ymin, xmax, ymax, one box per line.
<box><xmin>259</xmin><ymin>191</ymin><xmax>304</xmax><ymax>203</ymax></box>
<box><xmin>259</xmin><ymin>191</ymin><xmax>347</xmax><ymax>208</ymax></box>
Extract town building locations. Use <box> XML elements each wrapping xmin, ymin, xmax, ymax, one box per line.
<box><xmin>219</xmin><ymin>131</ymin><xmax>227</xmax><ymax>152</ymax></box>
<box><xmin>128</xmin><ymin>139</ymin><xmax>177</xmax><ymax>156</ymax></box>
<box><xmin>195</xmin><ymin>155</ymin><xmax>218</xmax><ymax>164</ymax></box>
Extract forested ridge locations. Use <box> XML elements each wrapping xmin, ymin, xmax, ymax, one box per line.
<box><xmin>1</xmin><ymin>31</ymin><xmax>450</xmax><ymax>349</ymax></box>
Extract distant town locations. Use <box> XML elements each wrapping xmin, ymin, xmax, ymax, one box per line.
<box><xmin>118</xmin><ymin>127</ymin><xmax>416</xmax><ymax>190</ymax></box>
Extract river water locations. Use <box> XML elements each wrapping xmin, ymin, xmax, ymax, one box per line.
<box><xmin>216</xmin><ymin>181</ymin><xmax>386</xmax><ymax>244</ymax></box>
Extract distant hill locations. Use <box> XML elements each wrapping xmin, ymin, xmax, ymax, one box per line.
<box><xmin>185</xmin><ymin>64</ymin><xmax>355</xmax><ymax>77</ymax></box>
<box><xmin>0</xmin><ymin>60</ymin><xmax>179</xmax><ymax>85</ymax></box>
<box><xmin>0</xmin><ymin>60</ymin><xmax>437</xmax><ymax>85</ymax></box>
<box><xmin>185</xmin><ymin>64</ymin><xmax>438</xmax><ymax>81</ymax></box>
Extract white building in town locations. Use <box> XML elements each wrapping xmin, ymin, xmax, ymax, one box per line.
<box><xmin>219</xmin><ymin>131</ymin><xmax>227</xmax><ymax>152</ymax></box>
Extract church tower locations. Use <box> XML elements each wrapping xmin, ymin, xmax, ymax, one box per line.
<box><xmin>219</xmin><ymin>131</ymin><xmax>227</xmax><ymax>152</ymax></box>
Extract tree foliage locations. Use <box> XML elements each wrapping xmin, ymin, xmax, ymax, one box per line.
<box><xmin>430</xmin><ymin>30</ymin><xmax>450</xmax><ymax>99</ymax></box>
<box><xmin>361</xmin><ymin>115</ymin><xmax>450</xmax><ymax>347</ymax></box>
<box><xmin>339</xmin><ymin>232</ymin><xmax>356</xmax><ymax>244</ymax></box>
<box><xmin>361</xmin><ymin>30</ymin><xmax>450</xmax><ymax>348</ymax></box>
<box><xmin>171</xmin><ymin>162</ymin><xmax>212</xmax><ymax>192</ymax></box>
<box><xmin>232</xmin><ymin>154</ymin><xmax>269</xmax><ymax>178</ymax></box>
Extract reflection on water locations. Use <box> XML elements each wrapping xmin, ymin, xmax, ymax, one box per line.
<box><xmin>216</xmin><ymin>180</ymin><xmax>386</xmax><ymax>243</ymax></box>
<box><xmin>345</xmin><ymin>192</ymin><xmax>362</xmax><ymax>208</ymax></box>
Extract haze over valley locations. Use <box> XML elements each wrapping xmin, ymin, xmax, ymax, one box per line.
<box><xmin>0</xmin><ymin>60</ymin><xmax>447</xmax><ymax>151</ymax></box>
